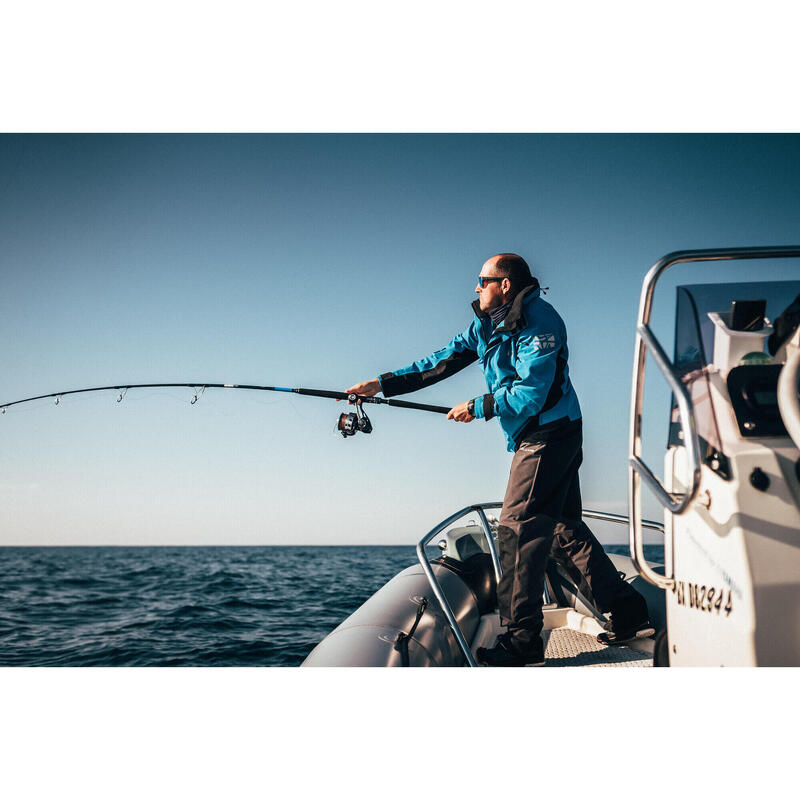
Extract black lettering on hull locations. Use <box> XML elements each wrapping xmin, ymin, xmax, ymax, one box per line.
<box><xmin>673</xmin><ymin>579</ymin><xmax>733</xmax><ymax>616</ymax></box>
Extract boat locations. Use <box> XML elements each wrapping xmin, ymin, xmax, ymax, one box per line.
<box><xmin>302</xmin><ymin>247</ymin><xmax>800</xmax><ymax>667</ymax></box>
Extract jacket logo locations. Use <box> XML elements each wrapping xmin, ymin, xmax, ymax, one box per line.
<box><xmin>531</xmin><ymin>334</ymin><xmax>556</xmax><ymax>352</ymax></box>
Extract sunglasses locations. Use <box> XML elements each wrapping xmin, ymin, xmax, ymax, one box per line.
<box><xmin>477</xmin><ymin>276</ymin><xmax>506</xmax><ymax>288</ymax></box>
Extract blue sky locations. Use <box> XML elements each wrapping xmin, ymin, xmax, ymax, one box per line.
<box><xmin>2</xmin><ymin>133</ymin><xmax>799</xmax><ymax>544</ymax></box>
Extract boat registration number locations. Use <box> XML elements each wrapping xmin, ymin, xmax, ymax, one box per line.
<box><xmin>672</xmin><ymin>580</ymin><xmax>733</xmax><ymax>616</ymax></box>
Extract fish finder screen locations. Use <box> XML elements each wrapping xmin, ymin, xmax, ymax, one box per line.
<box><xmin>752</xmin><ymin>389</ymin><xmax>778</xmax><ymax>407</ymax></box>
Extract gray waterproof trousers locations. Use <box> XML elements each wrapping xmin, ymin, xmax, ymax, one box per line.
<box><xmin>496</xmin><ymin>420</ymin><xmax>644</xmax><ymax>648</ymax></box>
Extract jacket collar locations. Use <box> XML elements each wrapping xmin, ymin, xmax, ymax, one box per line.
<box><xmin>471</xmin><ymin>280</ymin><xmax>541</xmax><ymax>333</ymax></box>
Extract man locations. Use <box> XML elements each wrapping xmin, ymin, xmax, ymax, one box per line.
<box><xmin>347</xmin><ymin>253</ymin><xmax>654</xmax><ymax>666</ymax></box>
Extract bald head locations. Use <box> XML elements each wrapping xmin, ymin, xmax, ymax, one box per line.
<box><xmin>476</xmin><ymin>253</ymin><xmax>534</xmax><ymax>312</ymax></box>
<box><xmin>486</xmin><ymin>253</ymin><xmax>533</xmax><ymax>292</ymax></box>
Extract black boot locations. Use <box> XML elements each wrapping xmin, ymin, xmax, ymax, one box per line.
<box><xmin>596</xmin><ymin>592</ymin><xmax>654</xmax><ymax>645</ymax></box>
<box><xmin>477</xmin><ymin>633</ymin><xmax>545</xmax><ymax>667</ymax></box>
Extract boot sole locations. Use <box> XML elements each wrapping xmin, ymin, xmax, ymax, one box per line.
<box><xmin>596</xmin><ymin>626</ymin><xmax>655</xmax><ymax>646</ymax></box>
<box><xmin>477</xmin><ymin>652</ymin><xmax>546</xmax><ymax>667</ymax></box>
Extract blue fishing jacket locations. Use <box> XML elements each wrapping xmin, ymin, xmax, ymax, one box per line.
<box><xmin>379</xmin><ymin>283</ymin><xmax>582</xmax><ymax>452</ymax></box>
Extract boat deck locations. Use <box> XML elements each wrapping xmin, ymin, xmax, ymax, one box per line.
<box><xmin>471</xmin><ymin>606</ymin><xmax>654</xmax><ymax>667</ymax></box>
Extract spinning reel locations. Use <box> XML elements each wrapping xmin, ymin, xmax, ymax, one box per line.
<box><xmin>337</xmin><ymin>394</ymin><xmax>373</xmax><ymax>438</ymax></box>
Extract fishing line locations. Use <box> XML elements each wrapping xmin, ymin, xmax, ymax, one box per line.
<box><xmin>0</xmin><ymin>382</ymin><xmax>452</xmax><ymax>439</ymax></box>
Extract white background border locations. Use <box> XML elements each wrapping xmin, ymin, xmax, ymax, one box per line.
<box><xmin>1</xmin><ymin>2</ymin><xmax>798</xmax><ymax>796</ymax></box>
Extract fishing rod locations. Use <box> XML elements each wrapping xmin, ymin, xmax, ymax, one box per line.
<box><xmin>0</xmin><ymin>382</ymin><xmax>452</xmax><ymax>438</ymax></box>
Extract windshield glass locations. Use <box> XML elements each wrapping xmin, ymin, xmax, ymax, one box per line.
<box><xmin>675</xmin><ymin>280</ymin><xmax>800</xmax><ymax>371</ymax></box>
<box><xmin>670</xmin><ymin>280</ymin><xmax>800</xmax><ymax>456</ymax></box>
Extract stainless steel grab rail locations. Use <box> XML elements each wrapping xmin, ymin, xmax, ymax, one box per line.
<box><xmin>777</xmin><ymin>332</ymin><xmax>800</xmax><ymax>450</ymax></box>
<box><xmin>628</xmin><ymin>247</ymin><xmax>800</xmax><ymax>590</ymax></box>
<box><xmin>417</xmin><ymin>504</ymin><xmax>664</xmax><ymax>667</ymax></box>
<box><xmin>583</xmin><ymin>509</ymin><xmax>663</xmax><ymax>534</ymax></box>
<box><xmin>416</xmin><ymin>502</ymin><xmax>502</xmax><ymax>667</ymax></box>
<box><xmin>475</xmin><ymin>505</ymin><xmax>503</xmax><ymax>584</ymax></box>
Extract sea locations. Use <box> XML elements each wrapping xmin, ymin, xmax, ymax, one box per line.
<box><xmin>0</xmin><ymin>544</ymin><xmax>664</xmax><ymax>667</ymax></box>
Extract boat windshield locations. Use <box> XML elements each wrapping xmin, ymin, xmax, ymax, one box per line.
<box><xmin>671</xmin><ymin>280</ymin><xmax>800</xmax><ymax>456</ymax></box>
<box><xmin>675</xmin><ymin>280</ymin><xmax>800</xmax><ymax>372</ymax></box>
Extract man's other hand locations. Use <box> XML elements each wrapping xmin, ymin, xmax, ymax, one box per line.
<box><xmin>343</xmin><ymin>379</ymin><xmax>381</xmax><ymax>402</ymax></box>
<box><xmin>447</xmin><ymin>401</ymin><xmax>475</xmax><ymax>423</ymax></box>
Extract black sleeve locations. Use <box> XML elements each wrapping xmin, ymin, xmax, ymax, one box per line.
<box><xmin>379</xmin><ymin>349</ymin><xmax>479</xmax><ymax>397</ymax></box>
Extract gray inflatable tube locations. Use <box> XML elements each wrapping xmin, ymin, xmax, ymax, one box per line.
<box><xmin>302</xmin><ymin>562</ymin><xmax>482</xmax><ymax>667</ymax></box>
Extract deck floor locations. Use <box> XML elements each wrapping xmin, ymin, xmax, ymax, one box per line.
<box><xmin>542</xmin><ymin>627</ymin><xmax>651</xmax><ymax>667</ymax></box>
<box><xmin>472</xmin><ymin>607</ymin><xmax>654</xmax><ymax>667</ymax></box>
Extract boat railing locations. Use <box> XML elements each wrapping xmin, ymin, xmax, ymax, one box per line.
<box><xmin>629</xmin><ymin>247</ymin><xmax>800</xmax><ymax>590</ymax></box>
<box><xmin>417</xmin><ymin>504</ymin><xmax>664</xmax><ymax>668</ymax></box>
